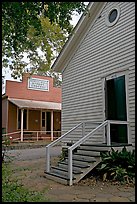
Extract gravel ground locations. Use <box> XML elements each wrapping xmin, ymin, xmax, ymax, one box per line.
<box><xmin>5</xmin><ymin>146</ymin><xmax>62</xmax><ymax>161</ymax></box>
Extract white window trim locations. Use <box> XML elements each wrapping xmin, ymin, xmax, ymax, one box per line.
<box><xmin>102</xmin><ymin>69</ymin><xmax>130</xmax><ymax>143</ymax></box>
<box><xmin>105</xmin><ymin>5</ymin><xmax>120</xmax><ymax>27</ymax></box>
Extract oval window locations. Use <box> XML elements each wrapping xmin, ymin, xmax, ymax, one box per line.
<box><xmin>109</xmin><ymin>9</ymin><xmax>118</xmax><ymax>23</ymax></box>
<box><xmin>105</xmin><ymin>6</ymin><xmax>120</xmax><ymax>27</ymax></box>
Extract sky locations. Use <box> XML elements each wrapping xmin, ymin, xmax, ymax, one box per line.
<box><xmin>2</xmin><ymin>3</ymin><xmax>89</xmax><ymax>94</ymax></box>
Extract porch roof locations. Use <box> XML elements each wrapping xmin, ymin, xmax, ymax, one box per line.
<box><xmin>8</xmin><ymin>98</ymin><xmax>61</xmax><ymax>110</ymax></box>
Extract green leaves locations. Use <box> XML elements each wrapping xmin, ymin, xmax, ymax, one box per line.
<box><xmin>97</xmin><ymin>147</ymin><xmax>135</xmax><ymax>183</ymax></box>
<box><xmin>2</xmin><ymin>2</ymin><xmax>87</xmax><ymax>79</ymax></box>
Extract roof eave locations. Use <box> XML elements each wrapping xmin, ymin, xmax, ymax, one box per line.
<box><xmin>52</xmin><ymin>2</ymin><xmax>106</xmax><ymax>73</ymax></box>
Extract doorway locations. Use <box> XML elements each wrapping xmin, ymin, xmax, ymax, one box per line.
<box><xmin>46</xmin><ymin>112</ymin><xmax>51</xmax><ymax>133</ymax></box>
<box><xmin>105</xmin><ymin>74</ymin><xmax>128</xmax><ymax>143</ymax></box>
<box><xmin>41</xmin><ymin>111</ymin><xmax>51</xmax><ymax>133</ymax></box>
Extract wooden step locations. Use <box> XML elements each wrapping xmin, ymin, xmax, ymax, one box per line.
<box><xmin>51</xmin><ymin>166</ymin><xmax>82</xmax><ymax>174</ymax></box>
<box><xmin>78</xmin><ymin>146</ymin><xmax>109</xmax><ymax>152</ymax></box>
<box><xmin>58</xmin><ymin>162</ymin><xmax>82</xmax><ymax>171</ymax></box>
<box><xmin>59</xmin><ymin>160</ymin><xmax>90</xmax><ymax>168</ymax></box>
<box><xmin>65</xmin><ymin>155</ymin><xmax>96</xmax><ymax>163</ymax></box>
<box><xmin>45</xmin><ymin>171</ymin><xmax>75</xmax><ymax>185</ymax></box>
<box><xmin>64</xmin><ymin>159</ymin><xmax>94</xmax><ymax>167</ymax></box>
<box><xmin>76</xmin><ymin>150</ymin><xmax>101</xmax><ymax>156</ymax></box>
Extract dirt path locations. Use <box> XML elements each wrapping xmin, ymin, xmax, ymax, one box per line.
<box><xmin>6</xmin><ymin>147</ymin><xmax>135</xmax><ymax>202</ymax></box>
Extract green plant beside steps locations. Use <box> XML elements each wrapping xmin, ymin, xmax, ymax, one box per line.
<box><xmin>97</xmin><ymin>147</ymin><xmax>135</xmax><ymax>184</ymax></box>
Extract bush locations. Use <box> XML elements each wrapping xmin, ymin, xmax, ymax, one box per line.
<box><xmin>2</xmin><ymin>135</ymin><xmax>11</xmax><ymax>162</ymax></box>
<box><xmin>97</xmin><ymin>147</ymin><xmax>135</xmax><ymax>184</ymax></box>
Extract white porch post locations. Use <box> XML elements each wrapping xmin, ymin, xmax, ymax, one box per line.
<box><xmin>21</xmin><ymin>109</ymin><xmax>24</xmax><ymax>142</ymax></box>
<box><xmin>51</xmin><ymin>110</ymin><xmax>53</xmax><ymax>141</ymax></box>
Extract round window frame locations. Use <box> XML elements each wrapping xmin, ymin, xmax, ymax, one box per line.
<box><xmin>105</xmin><ymin>5</ymin><xmax>120</xmax><ymax>27</ymax></box>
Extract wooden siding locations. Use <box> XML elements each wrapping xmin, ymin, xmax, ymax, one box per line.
<box><xmin>2</xmin><ymin>98</ymin><xmax>8</xmax><ymax>132</ymax></box>
<box><xmin>8</xmin><ymin>102</ymin><xmax>17</xmax><ymax>133</ymax></box>
<box><xmin>62</xmin><ymin>2</ymin><xmax>135</xmax><ymax>146</ymax></box>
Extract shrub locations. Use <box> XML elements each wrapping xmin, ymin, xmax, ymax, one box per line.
<box><xmin>2</xmin><ymin>136</ymin><xmax>11</xmax><ymax>162</ymax></box>
<box><xmin>97</xmin><ymin>147</ymin><xmax>135</xmax><ymax>184</ymax></box>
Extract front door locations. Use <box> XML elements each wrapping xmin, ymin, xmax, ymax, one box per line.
<box><xmin>105</xmin><ymin>74</ymin><xmax>128</xmax><ymax>143</ymax></box>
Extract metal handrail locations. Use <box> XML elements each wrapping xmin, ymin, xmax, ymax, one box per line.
<box><xmin>46</xmin><ymin>122</ymin><xmax>83</xmax><ymax>172</ymax></box>
<box><xmin>68</xmin><ymin>120</ymin><xmax>108</xmax><ymax>185</ymax></box>
<box><xmin>68</xmin><ymin>120</ymin><xmax>130</xmax><ymax>185</ymax></box>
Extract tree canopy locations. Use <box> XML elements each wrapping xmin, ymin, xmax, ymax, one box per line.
<box><xmin>2</xmin><ymin>2</ymin><xmax>87</xmax><ymax>81</ymax></box>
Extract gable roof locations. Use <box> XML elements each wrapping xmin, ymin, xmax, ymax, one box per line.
<box><xmin>52</xmin><ymin>2</ymin><xmax>106</xmax><ymax>73</ymax></box>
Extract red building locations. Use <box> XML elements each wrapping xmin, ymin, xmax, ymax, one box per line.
<box><xmin>2</xmin><ymin>73</ymin><xmax>61</xmax><ymax>141</ymax></box>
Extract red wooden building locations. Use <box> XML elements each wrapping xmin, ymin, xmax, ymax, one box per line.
<box><xmin>2</xmin><ymin>73</ymin><xmax>62</xmax><ymax>141</ymax></box>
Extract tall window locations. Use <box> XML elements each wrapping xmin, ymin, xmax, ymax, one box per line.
<box><xmin>42</xmin><ymin>112</ymin><xmax>45</xmax><ymax>127</ymax></box>
<box><xmin>18</xmin><ymin>109</ymin><xmax>27</xmax><ymax>129</ymax></box>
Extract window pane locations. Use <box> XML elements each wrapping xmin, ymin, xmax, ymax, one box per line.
<box><xmin>109</xmin><ymin>9</ymin><xmax>117</xmax><ymax>23</ymax></box>
<box><xmin>42</xmin><ymin>120</ymin><xmax>45</xmax><ymax>127</ymax></box>
<box><xmin>42</xmin><ymin>112</ymin><xmax>45</xmax><ymax>120</ymax></box>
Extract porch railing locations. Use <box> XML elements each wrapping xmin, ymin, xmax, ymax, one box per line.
<box><xmin>45</xmin><ymin>120</ymin><xmax>130</xmax><ymax>185</ymax></box>
<box><xmin>2</xmin><ymin>131</ymin><xmax>21</xmax><ymax>144</ymax></box>
<box><xmin>2</xmin><ymin>130</ymin><xmax>61</xmax><ymax>143</ymax></box>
